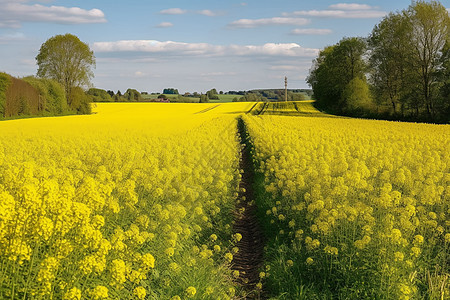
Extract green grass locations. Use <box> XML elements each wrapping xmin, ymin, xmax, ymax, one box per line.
<box><xmin>212</xmin><ymin>94</ymin><xmax>240</xmax><ymax>103</ymax></box>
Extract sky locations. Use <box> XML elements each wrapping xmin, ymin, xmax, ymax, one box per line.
<box><xmin>0</xmin><ymin>0</ymin><xmax>448</xmax><ymax>93</ymax></box>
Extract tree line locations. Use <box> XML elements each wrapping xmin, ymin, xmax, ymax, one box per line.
<box><xmin>307</xmin><ymin>0</ymin><xmax>449</xmax><ymax>123</ymax></box>
<box><xmin>1</xmin><ymin>34</ymin><xmax>94</xmax><ymax>119</ymax></box>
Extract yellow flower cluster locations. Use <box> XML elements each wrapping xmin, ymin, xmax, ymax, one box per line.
<box><xmin>244</xmin><ymin>111</ymin><xmax>449</xmax><ymax>298</ymax></box>
<box><xmin>0</xmin><ymin>102</ymin><xmax>253</xmax><ymax>299</ymax></box>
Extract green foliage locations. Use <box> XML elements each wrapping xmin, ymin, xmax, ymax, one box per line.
<box><xmin>309</xmin><ymin>0</ymin><xmax>449</xmax><ymax>122</ymax></box>
<box><xmin>86</xmin><ymin>88</ymin><xmax>113</xmax><ymax>102</ymax></box>
<box><xmin>307</xmin><ymin>37</ymin><xmax>367</xmax><ymax>113</ymax></box>
<box><xmin>206</xmin><ymin>89</ymin><xmax>219</xmax><ymax>100</ymax></box>
<box><xmin>199</xmin><ymin>94</ymin><xmax>209</xmax><ymax>103</ymax></box>
<box><xmin>123</xmin><ymin>89</ymin><xmax>142</xmax><ymax>102</ymax></box>
<box><xmin>163</xmin><ymin>88</ymin><xmax>178</xmax><ymax>94</ymax></box>
<box><xmin>0</xmin><ymin>72</ymin><xmax>11</xmax><ymax>118</ymax></box>
<box><xmin>36</xmin><ymin>34</ymin><xmax>95</xmax><ymax>104</ymax></box>
<box><xmin>239</xmin><ymin>93</ymin><xmax>267</xmax><ymax>102</ymax></box>
<box><xmin>69</xmin><ymin>87</ymin><xmax>92</xmax><ymax>115</ymax></box>
<box><xmin>23</xmin><ymin>76</ymin><xmax>68</xmax><ymax>114</ymax></box>
<box><xmin>343</xmin><ymin>77</ymin><xmax>373</xmax><ymax>111</ymax></box>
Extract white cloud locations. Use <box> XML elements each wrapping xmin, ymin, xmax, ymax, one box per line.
<box><xmin>291</xmin><ymin>28</ymin><xmax>332</xmax><ymax>35</ymax></box>
<box><xmin>328</xmin><ymin>3</ymin><xmax>374</xmax><ymax>10</ymax></box>
<box><xmin>159</xmin><ymin>8</ymin><xmax>187</xmax><ymax>15</ymax></box>
<box><xmin>93</xmin><ymin>40</ymin><xmax>319</xmax><ymax>58</ymax></box>
<box><xmin>0</xmin><ymin>32</ymin><xmax>27</xmax><ymax>43</ymax></box>
<box><xmin>0</xmin><ymin>1</ymin><xmax>106</xmax><ymax>28</ymax></box>
<box><xmin>155</xmin><ymin>22</ymin><xmax>173</xmax><ymax>28</ymax></box>
<box><xmin>282</xmin><ymin>8</ymin><xmax>386</xmax><ymax>19</ymax></box>
<box><xmin>160</xmin><ymin>8</ymin><xmax>222</xmax><ymax>17</ymax></box>
<box><xmin>197</xmin><ymin>10</ymin><xmax>219</xmax><ymax>17</ymax></box>
<box><xmin>229</xmin><ymin>17</ymin><xmax>310</xmax><ymax>28</ymax></box>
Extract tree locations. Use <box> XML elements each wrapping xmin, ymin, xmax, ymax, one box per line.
<box><xmin>87</xmin><ymin>88</ymin><xmax>113</xmax><ymax>102</ymax></box>
<box><xmin>69</xmin><ymin>87</ymin><xmax>91</xmax><ymax>114</ymax></box>
<box><xmin>163</xmin><ymin>88</ymin><xmax>178</xmax><ymax>94</ymax></box>
<box><xmin>36</xmin><ymin>34</ymin><xmax>95</xmax><ymax>106</ymax></box>
<box><xmin>343</xmin><ymin>77</ymin><xmax>373</xmax><ymax>111</ymax></box>
<box><xmin>199</xmin><ymin>94</ymin><xmax>209</xmax><ymax>103</ymax></box>
<box><xmin>124</xmin><ymin>89</ymin><xmax>142</xmax><ymax>101</ymax></box>
<box><xmin>438</xmin><ymin>41</ymin><xmax>450</xmax><ymax>121</ymax></box>
<box><xmin>369</xmin><ymin>12</ymin><xmax>413</xmax><ymax>115</ymax></box>
<box><xmin>307</xmin><ymin>37</ymin><xmax>366</xmax><ymax>112</ymax></box>
<box><xmin>23</xmin><ymin>76</ymin><xmax>67</xmax><ymax>114</ymax></box>
<box><xmin>0</xmin><ymin>72</ymin><xmax>11</xmax><ymax>118</ymax></box>
<box><xmin>407</xmin><ymin>0</ymin><xmax>450</xmax><ymax>119</ymax></box>
<box><xmin>206</xmin><ymin>89</ymin><xmax>219</xmax><ymax>100</ymax></box>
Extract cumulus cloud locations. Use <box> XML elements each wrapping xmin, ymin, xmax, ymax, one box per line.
<box><xmin>159</xmin><ymin>8</ymin><xmax>187</xmax><ymax>15</ymax></box>
<box><xmin>93</xmin><ymin>40</ymin><xmax>319</xmax><ymax>58</ymax></box>
<box><xmin>229</xmin><ymin>17</ymin><xmax>310</xmax><ymax>28</ymax></box>
<box><xmin>155</xmin><ymin>22</ymin><xmax>173</xmax><ymax>28</ymax></box>
<box><xmin>0</xmin><ymin>1</ymin><xmax>106</xmax><ymax>28</ymax></box>
<box><xmin>291</xmin><ymin>28</ymin><xmax>332</xmax><ymax>35</ymax></box>
<box><xmin>159</xmin><ymin>8</ymin><xmax>222</xmax><ymax>17</ymax></box>
<box><xmin>197</xmin><ymin>9</ymin><xmax>220</xmax><ymax>17</ymax></box>
<box><xmin>328</xmin><ymin>3</ymin><xmax>374</xmax><ymax>10</ymax></box>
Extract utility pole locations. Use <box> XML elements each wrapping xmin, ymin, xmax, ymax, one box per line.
<box><xmin>284</xmin><ymin>76</ymin><xmax>288</xmax><ymax>102</ymax></box>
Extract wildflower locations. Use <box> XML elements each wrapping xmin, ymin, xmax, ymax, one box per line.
<box><xmin>394</xmin><ymin>251</ymin><xmax>404</xmax><ymax>262</ymax></box>
<box><xmin>306</xmin><ymin>257</ymin><xmax>314</xmax><ymax>265</ymax></box>
<box><xmin>185</xmin><ymin>286</ymin><xmax>196</xmax><ymax>298</ymax></box>
<box><xmin>225</xmin><ymin>252</ymin><xmax>233</xmax><ymax>263</ymax></box>
<box><xmin>133</xmin><ymin>286</ymin><xmax>146</xmax><ymax>300</ymax></box>
<box><xmin>91</xmin><ymin>286</ymin><xmax>108</xmax><ymax>299</ymax></box>
<box><xmin>110</xmin><ymin>259</ymin><xmax>126</xmax><ymax>285</ymax></box>
<box><xmin>413</xmin><ymin>235</ymin><xmax>424</xmax><ymax>245</ymax></box>
<box><xmin>233</xmin><ymin>233</ymin><xmax>242</xmax><ymax>242</ymax></box>
<box><xmin>63</xmin><ymin>287</ymin><xmax>82</xmax><ymax>300</ymax></box>
<box><xmin>165</xmin><ymin>247</ymin><xmax>175</xmax><ymax>257</ymax></box>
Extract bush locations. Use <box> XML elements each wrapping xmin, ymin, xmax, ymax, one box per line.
<box><xmin>124</xmin><ymin>89</ymin><xmax>142</xmax><ymax>102</ymax></box>
<box><xmin>23</xmin><ymin>76</ymin><xmax>68</xmax><ymax>114</ymax></box>
<box><xmin>0</xmin><ymin>72</ymin><xmax>11</xmax><ymax>118</ymax></box>
<box><xmin>69</xmin><ymin>87</ymin><xmax>92</xmax><ymax>114</ymax></box>
<box><xmin>86</xmin><ymin>88</ymin><xmax>113</xmax><ymax>102</ymax></box>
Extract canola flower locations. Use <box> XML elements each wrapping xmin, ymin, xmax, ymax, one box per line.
<box><xmin>0</xmin><ymin>102</ymin><xmax>254</xmax><ymax>299</ymax></box>
<box><xmin>244</xmin><ymin>111</ymin><xmax>449</xmax><ymax>298</ymax></box>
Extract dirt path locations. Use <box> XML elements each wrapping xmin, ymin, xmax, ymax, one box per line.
<box><xmin>232</xmin><ymin>117</ymin><xmax>265</xmax><ymax>299</ymax></box>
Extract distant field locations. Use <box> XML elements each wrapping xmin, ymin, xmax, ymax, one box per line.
<box><xmin>215</xmin><ymin>94</ymin><xmax>239</xmax><ymax>102</ymax></box>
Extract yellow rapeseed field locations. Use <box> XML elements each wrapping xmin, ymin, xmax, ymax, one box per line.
<box><xmin>0</xmin><ymin>102</ymin><xmax>253</xmax><ymax>299</ymax></box>
<box><xmin>244</xmin><ymin>113</ymin><xmax>449</xmax><ymax>298</ymax></box>
<box><xmin>1</xmin><ymin>100</ymin><xmax>448</xmax><ymax>299</ymax></box>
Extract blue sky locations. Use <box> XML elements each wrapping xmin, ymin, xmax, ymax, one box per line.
<box><xmin>0</xmin><ymin>0</ymin><xmax>448</xmax><ymax>93</ymax></box>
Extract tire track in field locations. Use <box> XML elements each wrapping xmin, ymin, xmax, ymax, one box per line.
<box><xmin>194</xmin><ymin>104</ymin><xmax>221</xmax><ymax>114</ymax></box>
<box><xmin>232</xmin><ymin>117</ymin><xmax>265</xmax><ymax>299</ymax></box>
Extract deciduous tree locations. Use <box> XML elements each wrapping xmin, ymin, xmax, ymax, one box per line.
<box><xmin>36</xmin><ymin>34</ymin><xmax>95</xmax><ymax>107</ymax></box>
